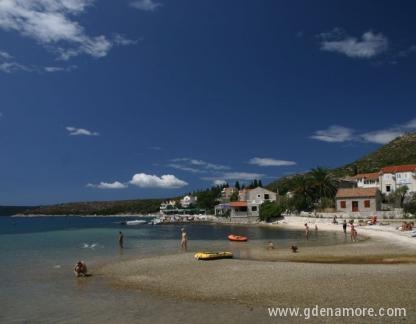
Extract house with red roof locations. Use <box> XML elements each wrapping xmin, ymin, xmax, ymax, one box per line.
<box><xmin>336</xmin><ymin>188</ymin><xmax>382</xmax><ymax>213</ymax></box>
<box><xmin>379</xmin><ymin>164</ymin><xmax>416</xmax><ymax>194</ymax></box>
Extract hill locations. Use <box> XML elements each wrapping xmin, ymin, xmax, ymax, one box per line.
<box><xmin>267</xmin><ymin>132</ymin><xmax>416</xmax><ymax>193</ymax></box>
<box><xmin>0</xmin><ymin>206</ymin><xmax>38</xmax><ymax>216</ymax></box>
<box><xmin>17</xmin><ymin>198</ymin><xmax>165</xmax><ymax>216</ymax></box>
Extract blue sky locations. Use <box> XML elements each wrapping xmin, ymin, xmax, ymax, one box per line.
<box><xmin>1</xmin><ymin>0</ymin><xmax>416</xmax><ymax>205</ymax></box>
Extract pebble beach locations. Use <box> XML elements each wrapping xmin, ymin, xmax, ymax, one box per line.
<box><xmin>99</xmin><ymin>217</ymin><xmax>416</xmax><ymax>323</ymax></box>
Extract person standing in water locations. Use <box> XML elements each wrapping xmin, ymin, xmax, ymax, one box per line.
<box><xmin>342</xmin><ymin>220</ymin><xmax>347</xmax><ymax>235</ymax></box>
<box><xmin>118</xmin><ymin>231</ymin><xmax>124</xmax><ymax>248</ymax></box>
<box><xmin>304</xmin><ymin>223</ymin><xmax>310</xmax><ymax>240</ymax></box>
<box><xmin>180</xmin><ymin>228</ymin><xmax>188</xmax><ymax>251</ymax></box>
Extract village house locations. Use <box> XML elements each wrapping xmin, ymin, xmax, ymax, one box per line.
<box><xmin>180</xmin><ymin>194</ymin><xmax>197</xmax><ymax>208</ymax></box>
<box><xmin>215</xmin><ymin>187</ymin><xmax>277</xmax><ymax>223</ymax></box>
<box><xmin>336</xmin><ymin>188</ymin><xmax>382</xmax><ymax>213</ymax></box>
<box><xmin>351</xmin><ymin>164</ymin><xmax>416</xmax><ymax>195</ymax></box>
<box><xmin>379</xmin><ymin>164</ymin><xmax>416</xmax><ymax>194</ymax></box>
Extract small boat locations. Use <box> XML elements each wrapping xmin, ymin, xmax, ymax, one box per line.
<box><xmin>148</xmin><ymin>218</ymin><xmax>162</xmax><ymax>225</ymax></box>
<box><xmin>228</xmin><ymin>234</ymin><xmax>248</xmax><ymax>242</ymax></box>
<box><xmin>194</xmin><ymin>251</ymin><xmax>233</xmax><ymax>260</ymax></box>
<box><xmin>125</xmin><ymin>220</ymin><xmax>146</xmax><ymax>226</ymax></box>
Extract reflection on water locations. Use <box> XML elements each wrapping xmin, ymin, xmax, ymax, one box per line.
<box><xmin>0</xmin><ymin>216</ymin><xmax>348</xmax><ymax>323</ymax></box>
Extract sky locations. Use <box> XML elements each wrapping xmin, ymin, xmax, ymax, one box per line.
<box><xmin>1</xmin><ymin>0</ymin><xmax>416</xmax><ymax>205</ymax></box>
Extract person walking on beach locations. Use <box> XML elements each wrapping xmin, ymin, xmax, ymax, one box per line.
<box><xmin>118</xmin><ymin>231</ymin><xmax>124</xmax><ymax>248</ymax></box>
<box><xmin>180</xmin><ymin>228</ymin><xmax>188</xmax><ymax>251</ymax></box>
<box><xmin>350</xmin><ymin>224</ymin><xmax>357</xmax><ymax>242</ymax></box>
<box><xmin>342</xmin><ymin>220</ymin><xmax>347</xmax><ymax>235</ymax></box>
<box><xmin>304</xmin><ymin>223</ymin><xmax>310</xmax><ymax>240</ymax></box>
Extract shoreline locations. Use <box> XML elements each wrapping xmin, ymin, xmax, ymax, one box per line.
<box><xmin>98</xmin><ymin>216</ymin><xmax>416</xmax><ymax>312</ymax></box>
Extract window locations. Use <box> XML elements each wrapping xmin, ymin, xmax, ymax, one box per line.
<box><xmin>340</xmin><ymin>201</ymin><xmax>346</xmax><ymax>208</ymax></box>
<box><xmin>364</xmin><ymin>200</ymin><xmax>370</xmax><ymax>208</ymax></box>
<box><xmin>264</xmin><ymin>194</ymin><xmax>270</xmax><ymax>200</ymax></box>
<box><xmin>257</xmin><ymin>194</ymin><xmax>261</xmax><ymax>198</ymax></box>
<box><xmin>251</xmin><ymin>206</ymin><xmax>257</xmax><ymax>212</ymax></box>
<box><xmin>386</xmin><ymin>185</ymin><xmax>391</xmax><ymax>192</ymax></box>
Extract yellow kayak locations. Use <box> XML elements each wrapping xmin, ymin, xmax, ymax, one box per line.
<box><xmin>194</xmin><ymin>251</ymin><xmax>233</xmax><ymax>261</ymax></box>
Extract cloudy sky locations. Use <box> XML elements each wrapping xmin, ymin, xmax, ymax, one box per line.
<box><xmin>1</xmin><ymin>0</ymin><xmax>416</xmax><ymax>205</ymax></box>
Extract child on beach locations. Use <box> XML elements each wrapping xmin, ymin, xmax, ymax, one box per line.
<box><xmin>74</xmin><ymin>261</ymin><xmax>88</xmax><ymax>277</ymax></box>
<box><xmin>304</xmin><ymin>223</ymin><xmax>310</xmax><ymax>240</ymax></box>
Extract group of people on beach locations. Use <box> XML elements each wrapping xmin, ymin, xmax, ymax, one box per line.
<box><xmin>74</xmin><ymin>228</ymin><xmax>189</xmax><ymax>277</ymax></box>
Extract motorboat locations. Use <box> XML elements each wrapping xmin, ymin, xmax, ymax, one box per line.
<box><xmin>125</xmin><ymin>220</ymin><xmax>146</xmax><ymax>226</ymax></box>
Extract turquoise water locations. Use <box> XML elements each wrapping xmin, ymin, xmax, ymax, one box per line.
<box><xmin>0</xmin><ymin>216</ymin><xmax>346</xmax><ymax>323</ymax></box>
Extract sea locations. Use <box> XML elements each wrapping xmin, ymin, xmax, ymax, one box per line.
<box><xmin>0</xmin><ymin>216</ymin><xmax>347</xmax><ymax>324</ymax></box>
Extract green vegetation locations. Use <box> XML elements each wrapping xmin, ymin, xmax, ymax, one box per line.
<box><xmin>0</xmin><ymin>206</ymin><xmax>38</xmax><ymax>216</ymax></box>
<box><xmin>259</xmin><ymin>201</ymin><xmax>284</xmax><ymax>222</ymax></box>
<box><xmin>19</xmin><ymin>199</ymin><xmax>164</xmax><ymax>216</ymax></box>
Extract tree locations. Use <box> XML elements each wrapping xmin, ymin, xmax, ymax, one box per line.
<box><xmin>309</xmin><ymin>167</ymin><xmax>337</xmax><ymax>203</ymax></box>
<box><xmin>259</xmin><ymin>201</ymin><xmax>284</xmax><ymax>222</ymax></box>
<box><xmin>290</xmin><ymin>174</ymin><xmax>314</xmax><ymax>212</ymax></box>
<box><xmin>391</xmin><ymin>185</ymin><xmax>409</xmax><ymax>208</ymax></box>
<box><xmin>235</xmin><ymin>181</ymin><xmax>241</xmax><ymax>190</ymax></box>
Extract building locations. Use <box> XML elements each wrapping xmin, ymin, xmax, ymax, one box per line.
<box><xmin>180</xmin><ymin>194</ymin><xmax>197</xmax><ymax>208</ymax></box>
<box><xmin>350</xmin><ymin>172</ymin><xmax>380</xmax><ymax>189</ymax></box>
<box><xmin>351</xmin><ymin>164</ymin><xmax>416</xmax><ymax>195</ymax></box>
<box><xmin>215</xmin><ymin>187</ymin><xmax>277</xmax><ymax>223</ymax></box>
<box><xmin>220</xmin><ymin>187</ymin><xmax>237</xmax><ymax>202</ymax></box>
<box><xmin>336</xmin><ymin>188</ymin><xmax>382</xmax><ymax>213</ymax></box>
<box><xmin>379</xmin><ymin>164</ymin><xmax>416</xmax><ymax>194</ymax></box>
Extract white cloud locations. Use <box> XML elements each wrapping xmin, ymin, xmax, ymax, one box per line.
<box><xmin>130</xmin><ymin>173</ymin><xmax>188</xmax><ymax>188</ymax></box>
<box><xmin>359</xmin><ymin>130</ymin><xmax>404</xmax><ymax>145</ymax></box>
<box><xmin>44</xmin><ymin>65</ymin><xmax>77</xmax><ymax>72</ymax></box>
<box><xmin>311</xmin><ymin>118</ymin><xmax>416</xmax><ymax>145</ymax></box>
<box><xmin>113</xmin><ymin>34</ymin><xmax>139</xmax><ymax>46</ymax></box>
<box><xmin>66</xmin><ymin>126</ymin><xmax>99</xmax><ymax>136</ymax></box>
<box><xmin>0</xmin><ymin>61</ymin><xmax>32</xmax><ymax>73</ymax></box>
<box><xmin>310</xmin><ymin>125</ymin><xmax>354</xmax><ymax>143</ymax></box>
<box><xmin>171</xmin><ymin>158</ymin><xmax>229</xmax><ymax>172</ymax></box>
<box><xmin>131</xmin><ymin>0</ymin><xmax>162</xmax><ymax>11</ymax></box>
<box><xmin>249</xmin><ymin>157</ymin><xmax>296</xmax><ymax>167</ymax></box>
<box><xmin>319</xmin><ymin>29</ymin><xmax>388</xmax><ymax>59</ymax></box>
<box><xmin>87</xmin><ymin>181</ymin><xmax>128</xmax><ymax>189</ymax></box>
<box><xmin>0</xmin><ymin>0</ymin><xmax>135</xmax><ymax>60</ymax></box>
<box><xmin>0</xmin><ymin>50</ymin><xmax>12</xmax><ymax>60</ymax></box>
<box><xmin>168</xmin><ymin>164</ymin><xmax>204</xmax><ymax>174</ymax></box>
<box><xmin>213</xmin><ymin>179</ymin><xmax>227</xmax><ymax>186</ymax></box>
<box><xmin>403</xmin><ymin>118</ymin><xmax>416</xmax><ymax>129</ymax></box>
<box><xmin>222</xmin><ymin>172</ymin><xmax>264</xmax><ymax>181</ymax></box>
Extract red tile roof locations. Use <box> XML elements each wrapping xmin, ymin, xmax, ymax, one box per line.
<box><xmin>351</xmin><ymin>172</ymin><xmax>380</xmax><ymax>181</ymax></box>
<box><xmin>381</xmin><ymin>164</ymin><xmax>416</xmax><ymax>174</ymax></box>
<box><xmin>336</xmin><ymin>188</ymin><xmax>379</xmax><ymax>198</ymax></box>
<box><xmin>228</xmin><ymin>201</ymin><xmax>248</xmax><ymax>207</ymax></box>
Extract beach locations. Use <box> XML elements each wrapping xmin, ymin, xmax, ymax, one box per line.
<box><xmin>100</xmin><ymin>217</ymin><xmax>416</xmax><ymax>323</ymax></box>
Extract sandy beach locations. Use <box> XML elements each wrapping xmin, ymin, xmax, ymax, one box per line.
<box><xmin>98</xmin><ymin>217</ymin><xmax>416</xmax><ymax>323</ymax></box>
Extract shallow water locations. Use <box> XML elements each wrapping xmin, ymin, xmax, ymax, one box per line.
<box><xmin>0</xmin><ymin>216</ymin><xmax>347</xmax><ymax>323</ymax></box>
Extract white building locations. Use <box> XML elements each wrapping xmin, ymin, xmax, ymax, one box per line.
<box><xmin>180</xmin><ymin>194</ymin><xmax>197</xmax><ymax>208</ymax></box>
<box><xmin>353</xmin><ymin>164</ymin><xmax>416</xmax><ymax>195</ymax></box>
<box><xmin>351</xmin><ymin>172</ymin><xmax>380</xmax><ymax>189</ymax></box>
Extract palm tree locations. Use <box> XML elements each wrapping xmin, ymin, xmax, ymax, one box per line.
<box><xmin>290</xmin><ymin>174</ymin><xmax>314</xmax><ymax>211</ymax></box>
<box><xmin>309</xmin><ymin>167</ymin><xmax>337</xmax><ymax>203</ymax></box>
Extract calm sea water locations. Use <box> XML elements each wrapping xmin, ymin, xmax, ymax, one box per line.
<box><xmin>0</xmin><ymin>216</ymin><xmax>346</xmax><ymax>323</ymax></box>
